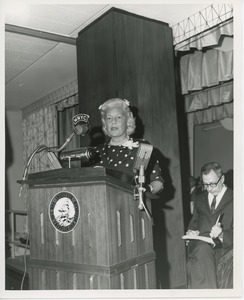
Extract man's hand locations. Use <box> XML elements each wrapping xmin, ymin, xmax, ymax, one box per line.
<box><xmin>186</xmin><ymin>229</ymin><xmax>200</xmax><ymax>236</ymax></box>
<box><xmin>210</xmin><ymin>223</ymin><xmax>223</xmax><ymax>239</ymax></box>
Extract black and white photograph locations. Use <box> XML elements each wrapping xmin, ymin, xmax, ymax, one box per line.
<box><xmin>1</xmin><ymin>0</ymin><xmax>242</xmax><ymax>299</ymax></box>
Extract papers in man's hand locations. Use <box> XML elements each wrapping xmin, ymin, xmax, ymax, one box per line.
<box><xmin>182</xmin><ymin>234</ymin><xmax>214</xmax><ymax>244</ymax></box>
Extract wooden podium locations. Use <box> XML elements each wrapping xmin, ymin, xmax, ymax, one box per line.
<box><xmin>20</xmin><ymin>167</ymin><xmax>156</xmax><ymax>289</ymax></box>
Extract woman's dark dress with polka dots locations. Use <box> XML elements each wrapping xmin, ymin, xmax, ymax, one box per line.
<box><xmin>93</xmin><ymin>138</ymin><xmax>163</xmax><ymax>185</ymax></box>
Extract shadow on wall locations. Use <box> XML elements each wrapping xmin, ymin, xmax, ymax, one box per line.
<box><xmin>5</xmin><ymin>115</ymin><xmax>13</xmax><ymax>258</ymax></box>
<box><xmin>88</xmin><ymin>126</ymin><xmax>106</xmax><ymax>147</ymax></box>
<box><xmin>151</xmin><ymin>148</ymin><xmax>175</xmax><ymax>289</ymax></box>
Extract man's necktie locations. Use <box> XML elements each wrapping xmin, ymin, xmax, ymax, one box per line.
<box><xmin>210</xmin><ymin>196</ymin><xmax>217</xmax><ymax>214</ymax></box>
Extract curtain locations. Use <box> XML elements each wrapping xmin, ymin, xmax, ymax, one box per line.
<box><xmin>180</xmin><ymin>49</ymin><xmax>233</xmax><ymax>95</ymax></box>
<box><xmin>185</xmin><ymin>81</ymin><xmax>233</xmax><ymax>113</ymax></box>
<box><xmin>175</xmin><ymin>19</ymin><xmax>233</xmax><ymax>174</ymax></box>
<box><xmin>56</xmin><ymin>94</ymin><xmax>78</xmax><ymax>112</ymax></box>
<box><xmin>58</xmin><ymin>104</ymin><xmax>80</xmax><ymax>151</ymax></box>
<box><xmin>22</xmin><ymin>105</ymin><xmax>58</xmax><ymax>174</ymax></box>
<box><xmin>187</xmin><ymin>102</ymin><xmax>233</xmax><ymax>127</ymax></box>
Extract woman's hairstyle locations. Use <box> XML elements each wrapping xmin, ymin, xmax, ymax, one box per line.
<box><xmin>201</xmin><ymin>162</ymin><xmax>223</xmax><ymax>179</ymax></box>
<box><xmin>98</xmin><ymin>98</ymin><xmax>136</xmax><ymax>137</ymax></box>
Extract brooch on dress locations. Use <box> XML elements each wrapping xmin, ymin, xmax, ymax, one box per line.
<box><xmin>122</xmin><ymin>139</ymin><xmax>139</xmax><ymax>149</ymax></box>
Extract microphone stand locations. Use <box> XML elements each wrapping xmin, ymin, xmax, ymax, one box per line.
<box><xmin>138</xmin><ymin>165</ymin><xmax>153</xmax><ymax>223</ymax></box>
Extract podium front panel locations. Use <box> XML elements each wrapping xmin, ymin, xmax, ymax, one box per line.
<box><xmin>26</xmin><ymin>177</ymin><xmax>156</xmax><ymax>289</ymax></box>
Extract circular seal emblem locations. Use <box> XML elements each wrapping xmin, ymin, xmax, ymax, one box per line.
<box><xmin>49</xmin><ymin>191</ymin><xmax>80</xmax><ymax>233</ymax></box>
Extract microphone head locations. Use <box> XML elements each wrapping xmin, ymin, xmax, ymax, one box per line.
<box><xmin>133</xmin><ymin>143</ymin><xmax>153</xmax><ymax>172</ymax></box>
<box><xmin>59</xmin><ymin>147</ymin><xmax>95</xmax><ymax>162</ymax></box>
<box><xmin>72</xmin><ymin>114</ymin><xmax>91</xmax><ymax>135</ymax></box>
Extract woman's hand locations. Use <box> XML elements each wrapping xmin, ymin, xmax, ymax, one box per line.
<box><xmin>149</xmin><ymin>180</ymin><xmax>164</xmax><ymax>194</ymax></box>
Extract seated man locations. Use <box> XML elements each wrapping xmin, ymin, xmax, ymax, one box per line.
<box><xmin>186</xmin><ymin>162</ymin><xmax>233</xmax><ymax>288</ymax></box>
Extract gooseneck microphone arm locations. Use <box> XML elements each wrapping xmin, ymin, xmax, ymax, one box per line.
<box><xmin>21</xmin><ymin>131</ymin><xmax>76</xmax><ymax>183</ymax></box>
<box><xmin>51</xmin><ymin>132</ymin><xmax>76</xmax><ymax>153</ymax></box>
<box><xmin>22</xmin><ymin>145</ymin><xmax>50</xmax><ymax>183</ymax></box>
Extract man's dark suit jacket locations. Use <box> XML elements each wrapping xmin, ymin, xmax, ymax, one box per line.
<box><xmin>188</xmin><ymin>187</ymin><xmax>233</xmax><ymax>252</ymax></box>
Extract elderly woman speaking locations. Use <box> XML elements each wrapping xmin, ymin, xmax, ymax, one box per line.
<box><xmin>92</xmin><ymin>98</ymin><xmax>164</xmax><ymax>195</ymax></box>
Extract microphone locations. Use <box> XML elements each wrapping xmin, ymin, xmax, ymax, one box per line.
<box><xmin>55</xmin><ymin>114</ymin><xmax>91</xmax><ymax>153</ymax></box>
<box><xmin>20</xmin><ymin>113</ymin><xmax>91</xmax><ymax>189</ymax></box>
<box><xmin>133</xmin><ymin>143</ymin><xmax>153</xmax><ymax>221</ymax></box>
<box><xmin>59</xmin><ymin>147</ymin><xmax>95</xmax><ymax>162</ymax></box>
<box><xmin>72</xmin><ymin>114</ymin><xmax>91</xmax><ymax>136</ymax></box>
<box><xmin>133</xmin><ymin>143</ymin><xmax>153</xmax><ymax>172</ymax></box>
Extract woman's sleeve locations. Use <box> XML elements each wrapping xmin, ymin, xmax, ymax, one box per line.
<box><xmin>149</xmin><ymin>160</ymin><xmax>164</xmax><ymax>183</ymax></box>
<box><xmin>90</xmin><ymin>144</ymin><xmax>102</xmax><ymax>166</ymax></box>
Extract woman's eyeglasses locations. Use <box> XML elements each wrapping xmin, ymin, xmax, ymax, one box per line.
<box><xmin>202</xmin><ymin>175</ymin><xmax>223</xmax><ymax>189</ymax></box>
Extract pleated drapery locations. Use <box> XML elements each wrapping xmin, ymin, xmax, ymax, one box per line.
<box><xmin>58</xmin><ymin>103</ymin><xmax>80</xmax><ymax>152</ymax></box>
<box><xmin>175</xmin><ymin>18</ymin><xmax>233</xmax><ymax>174</ymax></box>
<box><xmin>180</xmin><ymin>49</ymin><xmax>233</xmax><ymax>96</ymax></box>
<box><xmin>56</xmin><ymin>93</ymin><xmax>78</xmax><ymax>111</ymax></box>
<box><xmin>185</xmin><ymin>81</ymin><xmax>233</xmax><ymax>113</ymax></box>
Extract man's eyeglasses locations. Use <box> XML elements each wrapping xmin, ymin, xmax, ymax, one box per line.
<box><xmin>202</xmin><ymin>175</ymin><xmax>223</xmax><ymax>189</ymax></box>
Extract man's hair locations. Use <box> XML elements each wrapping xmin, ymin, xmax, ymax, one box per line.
<box><xmin>201</xmin><ymin>162</ymin><xmax>223</xmax><ymax>179</ymax></box>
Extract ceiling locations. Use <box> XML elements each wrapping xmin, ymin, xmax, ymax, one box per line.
<box><xmin>4</xmin><ymin>3</ymin><xmax>211</xmax><ymax>111</ymax></box>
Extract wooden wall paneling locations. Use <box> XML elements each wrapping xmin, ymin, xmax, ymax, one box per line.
<box><xmin>107</xmin><ymin>186</ymin><xmax>120</xmax><ymax>265</ymax></box>
<box><xmin>29</xmin><ymin>189</ymin><xmax>44</xmax><ymax>260</ymax></box>
<box><xmin>129</xmin><ymin>201</ymin><xmax>137</xmax><ymax>258</ymax></box>
<box><xmin>97</xmin><ymin>275</ymin><xmax>109</xmax><ymax>289</ymax></box>
<box><xmin>76</xmin><ymin>272</ymin><xmax>87</xmax><ymax>289</ymax></box>
<box><xmin>87</xmin><ymin>186</ymin><xmax>97</xmax><ymax>265</ymax></box>
<box><xmin>123</xmin><ymin>191</ymin><xmax>133</xmax><ymax>261</ymax></box>
<box><xmin>45</xmin><ymin>188</ymin><xmax>57</xmax><ymax>262</ymax></box>
<box><xmin>47</xmin><ymin>187</ymin><xmax>65</xmax><ymax>263</ymax></box>
<box><xmin>49</xmin><ymin>270</ymin><xmax>58</xmax><ymax>290</ymax></box>
<box><xmin>115</xmin><ymin>187</ymin><xmax>127</xmax><ymax>263</ymax></box>
<box><xmin>57</xmin><ymin>270</ymin><xmax>65</xmax><ymax>290</ymax></box>
<box><xmin>146</xmin><ymin>261</ymin><xmax>156</xmax><ymax>288</ymax></box>
<box><xmin>132</xmin><ymin>195</ymin><xmax>141</xmax><ymax>257</ymax></box>
<box><xmin>93</xmin><ymin>185</ymin><xmax>110</xmax><ymax>265</ymax></box>
<box><xmin>78</xmin><ymin>185</ymin><xmax>90</xmax><ymax>264</ymax></box>
<box><xmin>66</xmin><ymin>271</ymin><xmax>74</xmax><ymax>289</ymax></box>
<box><xmin>139</xmin><ymin>264</ymin><xmax>147</xmax><ymax>289</ymax></box>
<box><xmin>114</xmin><ymin>10</ymin><xmax>185</xmax><ymax>288</ymax></box>
<box><xmin>77</xmin><ymin>11</ymin><xmax>117</xmax><ymax>129</ymax></box>
<box><xmin>125</xmin><ymin>269</ymin><xmax>134</xmax><ymax>289</ymax></box>
<box><xmin>77</xmin><ymin>8</ymin><xmax>185</xmax><ymax>287</ymax></box>
<box><xmin>110</xmin><ymin>274</ymin><xmax>120</xmax><ymax>289</ymax></box>
<box><xmin>33</xmin><ymin>269</ymin><xmax>39</xmax><ymax>289</ymax></box>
